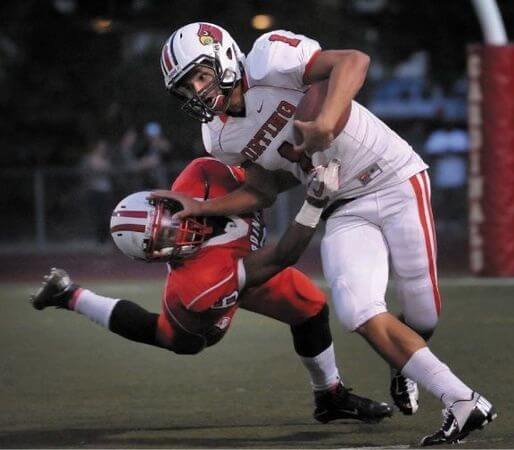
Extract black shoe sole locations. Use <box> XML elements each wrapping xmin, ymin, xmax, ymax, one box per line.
<box><xmin>421</xmin><ymin>407</ymin><xmax>497</xmax><ymax>446</ymax></box>
<box><xmin>450</xmin><ymin>408</ymin><xmax>498</xmax><ymax>444</ymax></box>
<box><xmin>314</xmin><ymin>409</ymin><xmax>393</xmax><ymax>424</ymax></box>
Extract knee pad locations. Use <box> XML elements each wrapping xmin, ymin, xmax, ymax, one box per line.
<box><xmin>290</xmin><ymin>304</ymin><xmax>332</xmax><ymax>357</ymax></box>
<box><xmin>171</xmin><ymin>334</ymin><xmax>207</xmax><ymax>355</ymax></box>
<box><xmin>403</xmin><ymin>306</ymin><xmax>439</xmax><ymax>335</ymax></box>
<box><xmin>396</xmin><ymin>277</ymin><xmax>440</xmax><ymax>334</ymax></box>
<box><xmin>155</xmin><ymin>315</ymin><xmax>207</xmax><ymax>355</ymax></box>
<box><xmin>331</xmin><ymin>277</ymin><xmax>387</xmax><ymax>332</ymax></box>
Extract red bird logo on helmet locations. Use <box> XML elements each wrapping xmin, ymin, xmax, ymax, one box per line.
<box><xmin>197</xmin><ymin>23</ymin><xmax>223</xmax><ymax>46</ymax></box>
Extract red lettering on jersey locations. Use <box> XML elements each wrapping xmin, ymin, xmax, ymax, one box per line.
<box><xmin>277</xmin><ymin>100</ymin><xmax>295</xmax><ymax>118</ymax></box>
<box><xmin>255</xmin><ymin>129</ymin><xmax>272</xmax><ymax>146</ymax></box>
<box><xmin>241</xmin><ymin>139</ymin><xmax>267</xmax><ymax>160</ymax></box>
<box><xmin>269</xmin><ymin>34</ymin><xmax>301</xmax><ymax>48</ymax></box>
<box><xmin>241</xmin><ymin>101</ymin><xmax>296</xmax><ymax>162</ymax></box>
<box><xmin>277</xmin><ymin>141</ymin><xmax>314</xmax><ymax>173</ymax></box>
<box><xmin>262</xmin><ymin>113</ymin><xmax>287</xmax><ymax>138</ymax></box>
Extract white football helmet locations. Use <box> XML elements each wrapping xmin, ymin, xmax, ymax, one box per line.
<box><xmin>160</xmin><ymin>22</ymin><xmax>245</xmax><ymax>122</ymax></box>
<box><xmin>110</xmin><ymin>192</ymin><xmax>212</xmax><ymax>262</ymax></box>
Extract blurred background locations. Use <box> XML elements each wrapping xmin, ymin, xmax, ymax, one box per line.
<box><xmin>1</xmin><ymin>0</ymin><xmax>513</xmax><ymax>275</ymax></box>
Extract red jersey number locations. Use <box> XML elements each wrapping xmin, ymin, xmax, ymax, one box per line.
<box><xmin>268</xmin><ymin>34</ymin><xmax>301</xmax><ymax>48</ymax></box>
<box><xmin>277</xmin><ymin>142</ymin><xmax>313</xmax><ymax>173</ymax></box>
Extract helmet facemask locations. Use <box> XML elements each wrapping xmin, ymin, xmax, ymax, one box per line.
<box><xmin>170</xmin><ymin>53</ymin><xmax>239</xmax><ymax>123</ymax></box>
<box><xmin>146</xmin><ymin>199</ymin><xmax>213</xmax><ymax>262</ymax></box>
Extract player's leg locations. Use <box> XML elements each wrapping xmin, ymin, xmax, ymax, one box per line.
<box><xmin>355</xmin><ymin>313</ymin><xmax>496</xmax><ymax>445</ymax></box>
<box><xmin>240</xmin><ymin>268</ymin><xmax>392</xmax><ymax>423</ymax></box>
<box><xmin>382</xmin><ymin>172</ymin><xmax>441</xmax><ymax>414</ymax></box>
<box><xmin>240</xmin><ymin>268</ymin><xmax>339</xmax><ymax>390</ymax></box>
<box><xmin>322</xmin><ymin>214</ymin><xmax>476</xmax><ymax>414</ymax></box>
<box><xmin>321</xmin><ymin>209</ymin><xmax>391</xmax><ymax>338</ymax></box>
<box><xmin>30</xmin><ymin>267</ymin><xmax>206</xmax><ymax>354</ymax></box>
<box><xmin>322</xmin><ymin>207</ymin><xmax>495</xmax><ymax>444</ymax></box>
<box><xmin>322</xmin><ymin>209</ymin><xmax>416</xmax><ymax>416</ymax></box>
<box><xmin>387</xmin><ymin>172</ymin><xmax>441</xmax><ymax>336</ymax></box>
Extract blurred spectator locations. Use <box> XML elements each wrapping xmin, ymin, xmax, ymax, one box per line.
<box><xmin>81</xmin><ymin>139</ymin><xmax>113</xmax><ymax>244</ymax></box>
<box><xmin>135</xmin><ymin>121</ymin><xmax>172</xmax><ymax>188</ymax></box>
<box><xmin>112</xmin><ymin>126</ymin><xmax>140</xmax><ymax>195</ymax></box>
<box><xmin>368</xmin><ymin>77</ymin><xmax>444</xmax><ymax>120</ymax></box>
<box><xmin>393</xmin><ymin>51</ymin><xmax>429</xmax><ymax>79</ymax></box>
<box><xmin>118</xmin><ymin>127</ymin><xmax>139</xmax><ymax>169</ymax></box>
<box><xmin>425</xmin><ymin>122</ymin><xmax>469</xmax><ymax>233</ymax></box>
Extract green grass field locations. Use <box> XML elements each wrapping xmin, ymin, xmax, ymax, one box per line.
<box><xmin>1</xmin><ymin>279</ymin><xmax>513</xmax><ymax>448</ymax></box>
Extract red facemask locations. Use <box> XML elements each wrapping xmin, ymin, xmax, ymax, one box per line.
<box><xmin>147</xmin><ymin>201</ymin><xmax>213</xmax><ymax>261</ymax></box>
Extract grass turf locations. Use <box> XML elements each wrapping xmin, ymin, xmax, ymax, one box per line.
<box><xmin>0</xmin><ymin>279</ymin><xmax>513</xmax><ymax>448</ymax></box>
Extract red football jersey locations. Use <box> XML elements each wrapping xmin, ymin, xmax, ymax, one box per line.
<box><xmin>171</xmin><ymin>156</ymin><xmax>246</xmax><ymax>198</ymax></box>
<box><xmin>160</xmin><ymin>157</ymin><xmax>324</xmax><ymax>346</ymax></box>
<box><xmin>162</xmin><ymin>158</ymin><xmax>265</xmax><ymax>337</ymax></box>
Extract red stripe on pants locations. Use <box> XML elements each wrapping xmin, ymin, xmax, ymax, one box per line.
<box><xmin>409</xmin><ymin>174</ymin><xmax>441</xmax><ymax>315</ymax></box>
<box><xmin>420</xmin><ymin>171</ymin><xmax>438</xmax><ymax>251</ymax></box>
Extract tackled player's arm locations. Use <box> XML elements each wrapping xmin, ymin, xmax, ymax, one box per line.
<box><xmin>152</xmin><ymin>162</ymin><xmax>300</xmax><ymax>219</ymax></box>
<box><xmin>242</xmin><ymin>160</ymin><xmax>340</xmax><ymax>289</ymax></box>
<box><xmin>201</xmin><ymin>162</ymin><xmax>299</xmax><ymax>215</ymax></box>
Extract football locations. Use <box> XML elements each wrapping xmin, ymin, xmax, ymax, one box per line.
<box><xmin>293</xmin><ymin>79</ymin><xmax>351</xmax><ymax>146</ymax></box>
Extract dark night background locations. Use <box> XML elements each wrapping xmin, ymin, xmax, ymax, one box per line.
<box><xmin>2</xmin><ymin>0</ymin><xmax>512</xmax><ymax>167</ymax></box>
<box><xmin>0</xmin><ymin>0</ymin><xmax>512</xmax><ymax>258</ymax></box>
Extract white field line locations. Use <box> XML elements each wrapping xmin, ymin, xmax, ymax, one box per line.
<box><xmin>337</xmin><ymin>446</ymin><xmax>411</xmax><ymax>449</ymax></box>
<box><xmin>313</xmin><ymin>276</ymin><xmax>514</xmax><ymax>289</ymax></box>
<box><xmin>437</xmin><ymin>277</ymin><xmax>514</xmax><ymax>287</ymax></box>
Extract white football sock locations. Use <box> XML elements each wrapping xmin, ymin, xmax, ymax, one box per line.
<box><xmin>71</xmin><ymin>289</ymin><xmax>119</xmax><ymax>329</ymax></box>
<box><xmin>299</xmin><ymin>343</ymin><xmax>341</xmax><ymax>391</ymax></box>
<box><xmin>401</xmin><ymin>347</ymin><xmax>473</xmax><ymax>407</ymax></box>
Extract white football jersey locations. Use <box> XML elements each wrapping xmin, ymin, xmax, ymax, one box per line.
<box><xmin>202</xmin><ymin>30</ymin><xmax>428</xmax><ymax>199</ymax></box>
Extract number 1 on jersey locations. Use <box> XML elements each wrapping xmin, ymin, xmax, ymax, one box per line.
<box><xmin>269</xmin><ymin>34</ymin><xmax>301</xmax><ymax>47</ymax></box>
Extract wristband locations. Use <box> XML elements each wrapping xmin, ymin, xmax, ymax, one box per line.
<box><xmin>295</xmin><ymin>201</ymin><xmax>323</xmax><ymax>228</ymax></box>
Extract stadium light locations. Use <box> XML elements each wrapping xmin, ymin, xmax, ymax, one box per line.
<box><xmin>251</xmin><ymin>14</ymin><xmax>274</xmax><ymax>30</ymax></box>
<box><xmin>92</xmin><ymin>18</ymin><xmax>113</xmax><ymax>34</ymax></box>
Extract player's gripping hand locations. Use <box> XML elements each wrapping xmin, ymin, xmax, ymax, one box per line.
<box><xmin>306</xmin><ymin>158</ymin><xmax>341</xmax><ymax>207</ymax></box>
<box><xmin>295</xmin><ymin>159</ymin><xmax>340</xmax><ymax>229</ymax></box>
<box><xmin>148</xmin><ymin>190</ymin><xmax>202</xmax><ymax>220</ymax></box>
<box><xmin>293</xmin><ymin>119</ymin><xmax>335</xmax><ymax>156</ymax></box>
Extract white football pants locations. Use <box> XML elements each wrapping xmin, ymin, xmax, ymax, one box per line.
<box><xmin>321</xmin><ymin>171</ymin><xmax>441</xmax><ymax>332</ymax></box>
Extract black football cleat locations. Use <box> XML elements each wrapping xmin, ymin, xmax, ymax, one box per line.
<box><xmin>314</xmin><ymin>382</ymin><xmax>393</xmax><ymax>424</ymax></box>
<box><xmin>420</xmin><ymin>393</ymin><xmax>497</xmax><ymax>446</ymax></box>
<box><xmin>390</xmin><ymin>368</ymin><xmax>419</xmax><ymax>415</ymax></box>
<box><xmin>30</xmin><ymin>268</ymin><xmax>78</xmax><ymax>310</ymax></box>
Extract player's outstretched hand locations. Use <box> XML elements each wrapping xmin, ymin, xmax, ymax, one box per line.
<box><xmin>148</xmin><ymin>190</ymin><xmax>203</xmax><ymax>219</ymax></box>
<box><xmin>293</xmin><ymin>119</ymin><xmax>335</xmax><ymax>156</ymax></box>
<box><xmin>306</xmin><ymin>158</ymin><xmax>340</xmax><ymax>207</ymax></box>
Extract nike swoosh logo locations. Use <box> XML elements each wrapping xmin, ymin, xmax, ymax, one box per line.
<box><xmin>257</xmin><ymin>101</ymin><xmax>263</xmax><ymax>113</ymax></box>
<box><xmin>444</xmin><ymin>421</ymin><xmax>458</xmax><ymax>437</ymax></box>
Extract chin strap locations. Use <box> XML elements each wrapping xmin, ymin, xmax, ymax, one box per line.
<box><xmin>211</xmin><ymin>94</ymin><xmax>226</xmax><ymax>111</ymax></box>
